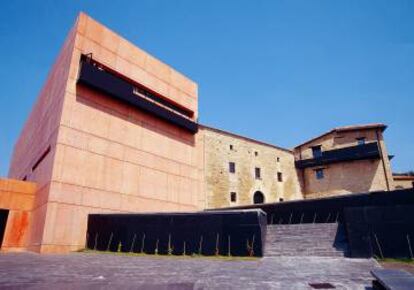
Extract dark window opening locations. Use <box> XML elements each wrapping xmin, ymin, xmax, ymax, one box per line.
<box><xmin>253</xmin><ymin>191</ymin><xmax>265</xmax><ymax>204</ymax></box>
<box><xmin>279</xmin><ymin>198</ymin><xmax>284</xmax><ymax>202</ymax></box>
<box><xmin>276</xmin><ymin>157</ymin><xmax>280</xmax><ymax>162</ymax></box>
<box><xmin>22</xmin><ymin>176</ymin><xmax>27</xmax><ymax>181</ymax></box>
<box><xmin>229</xmin><ymin>162</ymin><xmax>236</xmax><ymax>173</ymax></box>
<box><xmin>32</xmin><ymin>146</ymin><xmax>51</xmax><ymax>172</ymax></box>
<box><xmin>315</xmin><ymin>168</ymin><xmax>324</xmax><ymax>180</ymax></box>
<box><xmin>254</xmin><ymin>151</ymin><xmax>258</xmax><ymax>156</ymax></box>
<box><xmin>312</xmin><ymin>145</ymin><xmax>322</xmax><ymax>158</ymax></box>
<box><xmin>0</xmin><ymin>209</ymin><xmax>9</xmax><ymax>248</ymax></box>
<box><xmin>230</xmin><ymin>192</ymin><xmax>237</xmax><ymax>202</ymax></box>
<box><xmin>229</xmin><ymin>144</ymin><xmax>233</xmax><ymax>150</ymax></box>
<box><xmin>357</xmin><ymin>137</ymin><xmax>366</xmax><ymax>145</ymax></box>
<box><xmin>277</xmin><ymin>172</ymin><xmax>283</xmax><ymax>182</ymax></box>
<box><xmin>255</xmin><ymin>167</ymin><xmax>261</xmax><ymax>179</ymax></box>
<box><xmin>412</xmin><ymin>181</ymin><xmax>414</xmax><ymax>188</ymax></box>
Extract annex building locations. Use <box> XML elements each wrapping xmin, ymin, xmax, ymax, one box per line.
<box><xmin>0</xmin><ymin>13</ymin><xmax>409</xmax><ymax>253</ymax></box>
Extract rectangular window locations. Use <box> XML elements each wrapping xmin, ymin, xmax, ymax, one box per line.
<box><xmin>315</xmin><ymin>168</ymin><xmax>324</xmax><ymax>180</ymax></box>
<box><xmin>312</xmin><ymin>145</ymin><xmax>322</xmax><ymax>158</ymax></box>
<box><xmin>276</xmin><ymin>157</ymin><xmax>280</xmax><ymax>162</ymax></box>
<box><xmin>229</xmin><ymin>162</ymin><xmax>235</xmax><ymax>173</ymax></box>
<box><xmin>229</xmin><ymin>144</ymin><xmax>233</xmax><ymax>150</ymax></box>
<box><xmin>279</xmin><ymin>198</ymin><xmax>284</xmax><ymax>202</ymax></box>
<box><xmin>255</xmin><ymin>167</ymin><xmax>261</xmax><ymax>179</ymax></box>
<box><xmin>230</xmin><ymin>192</ymin><xmax>237</xmax><ymax>202</ymax></box>
<box><xmin>277</xmin><ymin>172</ymin><xmax>283</xmax><ymax>182</ymax></box>
<box><xmin>357</xmin><ymin>137</ymin><xmax>366</xmax><ymax>145</ymax></box>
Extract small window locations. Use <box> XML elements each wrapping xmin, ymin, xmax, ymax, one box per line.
<box><xmin>312</xmin><ymin>145</ymin><xmax>322</xmax><ymax>158</ymax></box>
<box><xmin>277</xmin><ymin>172</ymin><xmax>283</xmax><ymax>182</ymax></box>
<box><xmin>230</xmin><ymin>192</ymin><xmax>237</xmax><ymax>202</ymax></box>
<box><xmin>276</xmin><ymin>157</ymin><xmax>280</xmax><ymax>162</ymax></box>
<box><xmin>229</xmin><ymin>144</ymin><xmax>233</xmax><ymax>150</ymax></box>
<box><xmin>229</xmin><ymin>162</ymin><xmax>235</xmax><ymax>173</ymax></box>
<box><xmin>255</xmin><ymin>167</ymin><xmax>261</xmax><ymax>179</ymax></box>
<box><xmin>315</xmin><ymin>168</ymin><xmax>324</xmax><ymax>180</ymax></box>
<box><xmin>412</xmin><ymin>181</ymin><xmax>414</xmax><ymax>188</ymax></box>
<box><xmin>254</xmin><ymin>151</ymin><xmax>258</xmax><ymax>156</ymax></box>
<box><xmin>279</xmin><ymin>198</ymin><xmax>284</xmax><ymax>202</ymax></box>
<box><xmin>357</xmin><ymin>137</ymin><xmax>366</xmax><ymax>146</ymax></box>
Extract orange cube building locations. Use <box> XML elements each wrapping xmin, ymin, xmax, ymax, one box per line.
<box><xmin>4</xmin><ymin>13</ymin><xmax>205</xmax><ymax>253</ymax></box>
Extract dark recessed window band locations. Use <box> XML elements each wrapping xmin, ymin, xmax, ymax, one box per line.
<box><xmin>32</xmin><ymin>146</ymin><xmax>51</xmax><ymax>172</ymax></box>
<box><xmin>77</xmin><ymin>56</ymin><xmax>198</xmax><ymax>134</ymax></box>
<box><xmin>295</xmin><ymin>142</ymin><xmax>380</xmax><ymax>169</ymax></box>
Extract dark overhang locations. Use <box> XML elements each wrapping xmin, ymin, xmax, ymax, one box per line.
<box><xmin>295</xmin><ymin>142</ymin><xmax>381</xmax><ymax>169</ymax></box>
<box><xmin>77</xmin><ymin>56</ymin><xmax>198</xmax><ymax>134</ymax></box>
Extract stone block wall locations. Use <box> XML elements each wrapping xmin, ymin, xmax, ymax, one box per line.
<box><xmin>202</xmin><ymin>126</ymin><xmax>302</xmax><ymax>209</ymax></box>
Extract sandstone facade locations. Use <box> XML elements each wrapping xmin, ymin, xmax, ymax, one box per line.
<box><xmin>202</xmin><ymin>126</ymin><xmax>302</xmax><ymax>208</ymax></box>
<box><xmin>393</xmin><ymin>175</ymin><xmax>414</xmax><ymax>189</ymax></box>
<box><xmin>294</xmin><ymin>124</ymin><xmax>394</xmax><ymax>199</ymax></box>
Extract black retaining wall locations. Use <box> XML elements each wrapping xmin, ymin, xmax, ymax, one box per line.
<box><xmin>344</xmin><ymin>205</ymin><xmax>414</xmax><ymax>258</ymax></box>
<box><xmin>212</xmin><ymin>188</ymin><xmax>414</xmax><ymax>226</ymax></box>
<box><xmin>210</xmin><ymin>188</ymin><xmax>414</xmax><ymax>258</ymax></box>
<box><xmin>86</xmin><ymin>209</ymin><xmax>267</xmax><ymax>257</ymax></box>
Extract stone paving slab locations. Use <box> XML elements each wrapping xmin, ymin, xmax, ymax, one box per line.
<box><xmin>0</xmin><ymin>253</ymin><xmax>380</xmax><ymax>289</ymax></box>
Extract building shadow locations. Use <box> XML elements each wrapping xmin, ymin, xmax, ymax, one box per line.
<box><xmin>75</xmin><ymin>85</ymin><xmax>196</xmax><ymax>147</ymax></box>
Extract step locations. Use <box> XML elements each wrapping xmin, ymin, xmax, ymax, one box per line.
<box><xmin>264</xmin><ymin>223</ymin><xmax>349</xmax><ymax>257</ymax></box>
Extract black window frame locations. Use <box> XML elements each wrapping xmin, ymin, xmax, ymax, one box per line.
<box><xmin>356</xmin><ymin>137</ymin><xmax>366</xmax><ymax>146</ymax></box>
<box><xmin>315</xmin><ymin>168</ymin><xmax>324</xmax><ymax>180</ymax></box>
<box><xmin>255</xmin><ymin>167</ymin><xmax>261</xmax><ymax>179</ymax></box>
<box><xmin>277</xmin><ymin>172</ymin><xmax>283</xmax><ymax>182</ymax></box>
<box><xmin>312</xmin><ymin>145</ymin><xmax>322</xmax><ymax>158</ymax></box>
<box><xmin>230</xmin><ymin>192</ymin><xmax>237</xmax><ymax>203</ymax></box>
<box><xmin>229</xmin><ymin>162</ymin><xmax>236</xmax><ymax>173</ymax></box>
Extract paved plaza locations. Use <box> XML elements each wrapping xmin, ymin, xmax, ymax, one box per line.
<box><xmin>0</xmin><ymin>252</ymin><xmax>379</xmax><ymax>289</ymax></box>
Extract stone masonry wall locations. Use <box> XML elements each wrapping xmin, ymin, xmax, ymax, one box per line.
<box><xmin>202</xmin><ymin>127</ymin><xmax>302</xmax><ymax>209</ymax></box>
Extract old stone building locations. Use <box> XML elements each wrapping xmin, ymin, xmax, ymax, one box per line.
<box><xmin>294</xmin><ymin>124</ymin><xmax>395</xmax><ymax>199</ymax></box>
<box><xmin>202</xmin><ymin>126</ymin><xmax>302</xmax><ymax>208</ymax></box>
<box><xmin>393</xmin><ymin>174</ymin><xmax>414</xmax><ymax>189</ymax></box>
<box><xmin>0</xmin><ymin>13</ymin><xmax>407</xmax><ymax>253</ymax></box>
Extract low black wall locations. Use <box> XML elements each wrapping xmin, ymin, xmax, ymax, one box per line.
<box><xmin>211</xmin><ymin>188</ymin><xmax>414</xmax><ymax>259</ymax></box>
<box><xmin>212</xmin><ymin>188</ymin><xmax>414</xmax><ymax>225</ymax></box>
<box><xmin>86</xmin><ymin>209</ymin><xmax>267</xmax><ymax>257</ymax></box>
<box><xmin>345</xmin><ymin>205</ymin><xmax>414</xmax><ymax>258</ymax></box>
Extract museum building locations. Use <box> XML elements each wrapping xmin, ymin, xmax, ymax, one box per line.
<box><xmin>0</xmin><ymin>13</ymin><xmax>405</xmax><ymax>253</ymax></box>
